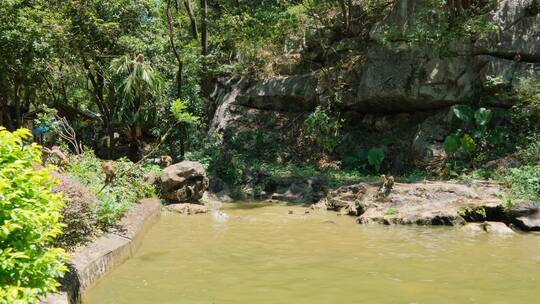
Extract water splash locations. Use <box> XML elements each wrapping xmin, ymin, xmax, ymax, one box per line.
<box><xmin>208</xmin><ymin>200</ymin><xmax>229</xmax><ymax>223</ymax></box>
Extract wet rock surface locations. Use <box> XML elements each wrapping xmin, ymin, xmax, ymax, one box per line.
<box><xmin>504</xmin><ymin>202</ymin><xmax>540</xmax><ymax>231</ymax></box>
<box><xmin>514</xmin><ymin>213</ymin><xmax>540</xmax><ymax>231</ymax></box>
<box><xmin>463</xmin><ymin>222</ymin><xmax>515</xmax><ymax>235</ymax></box>
<box><xmin>313</xmin><ymin>181</ymin><xmax>509</xmax><ymax>226</ymax></box>
<box><xmin>160</xmin><ymin>161</ymin><xmax>209</xmax><ymax>203</ymax></box>
<box><xmin>312</xmin><ymin>183</ymin><xmax>365</xmax><ymax>215</ymax></box>
<box><xmin>166</xmin><ymin>203</ymin><xmax>209</xmax><ymax>215</ymax></box>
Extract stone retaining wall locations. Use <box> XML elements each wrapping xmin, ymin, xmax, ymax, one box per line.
<box><xmin>40</xmin><ymin>198</ymin><xmax>161</xmax><ymax>304</ymax></box>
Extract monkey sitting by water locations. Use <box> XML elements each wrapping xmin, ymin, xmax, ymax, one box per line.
<box><xmin>376</xmin><ymin>174</ymin><xmax>394</xmax><ymax>200</ymax></box>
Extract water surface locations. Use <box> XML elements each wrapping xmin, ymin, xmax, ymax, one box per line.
<box><xmin>84</xmin><ymin>202</ymin><xmax>540</xmax><ymax>304</ymax></box>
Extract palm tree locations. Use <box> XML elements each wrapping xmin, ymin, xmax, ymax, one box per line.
<box><xmin>111</xmin><ymin>54</ymin><xmax>163</xmax><ymax>161</ymax></box>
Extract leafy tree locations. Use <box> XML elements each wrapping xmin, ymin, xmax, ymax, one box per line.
<box><xmin>0</xmin><ymin>128</ymin><xmax>67</xmax><ymax>303</ymax></box>
<box><xmin>111</xmin><ymin>54</ymin><xmax>164</xmax><ymax>142</ymax></box>
<box><xmin>381</xmin><ymin>0</ymin><xmax>497</xmax><ymax>52</ymax></box>
<box><xmin>171</xmin><ymin>99</ymin><xmax>200</xmax><ymax>158</ymax></box>
<box><xmin>110</xmin><ymin>53</ymin><xmax>164</xmax><ymax>161</ymax></box>
<box><xmin>171</xmin><ymin>99</ymin><xmax>200</xmax><ymax>125</ymax></box>
<box><xmin>0</xmin><ymin>1</ymin><xmax>69</xmax><ymax>129</ymax></box>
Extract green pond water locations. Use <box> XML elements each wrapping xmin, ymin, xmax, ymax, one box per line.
<box><xmin>84</xmin><ymin>202</ymin><xmax>540</xmax><ymax>304</ymax></box>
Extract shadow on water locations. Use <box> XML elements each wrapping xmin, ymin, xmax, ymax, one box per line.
<box><xmin>136</xmin><ymin>251</ymin><xmax>168</xmax><ymax>262</ymax></box>
<box><xmin>225</xmin><ymin>200</ymin><xmax>313</xmax><ymax>210</ymax></box>
<box><xmin>226</xmin><ymin>201</ymin><xmax>275</xmax><ymax>210</ymax></box>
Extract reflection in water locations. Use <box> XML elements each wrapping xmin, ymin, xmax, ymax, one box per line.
<box><xmin>85</xmin><ymin>202</ymin><xmax>540</xmax><ymax>304</ymax></box>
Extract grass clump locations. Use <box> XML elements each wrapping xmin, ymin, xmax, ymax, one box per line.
<box><xmin>384</xmin><ymin>208</ymin><xmax>399</xmax><ymax>216</ymax></box>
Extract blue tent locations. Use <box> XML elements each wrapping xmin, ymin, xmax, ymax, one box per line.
<box><xmin>32</xmin><ymin>126</ymin><xmax>50</xmax><ymax>135</ymax></box>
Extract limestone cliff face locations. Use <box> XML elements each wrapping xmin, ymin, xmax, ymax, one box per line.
<box><xmin>208</xmin><ymin>0</ymin><xmax>539</xmax><ymax>171</ymax></box>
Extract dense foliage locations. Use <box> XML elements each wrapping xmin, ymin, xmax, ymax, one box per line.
<box><xmin>65</xmin><ymin>151</ymin><xmax>157</xmax><ymax>229</ymax></box>
<box><xmin>0</xmin><ymin>128</ymin><xmax>67</xmax><ymax>303</ymax></box>
<box><xmin>0</xmin><ymin>0</ymin><xmax>539</xmax><ymax>207</ymax></box>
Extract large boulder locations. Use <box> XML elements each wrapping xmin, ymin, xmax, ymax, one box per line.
<box><xmin>346</xmin><ymin>45</ymin><xmax>482</xmax><ymax>112</ymax></box>
<box><xmin>160</xmin><ymin>161</ymin><xmax>209</xmax><ymax>203</ymax></box>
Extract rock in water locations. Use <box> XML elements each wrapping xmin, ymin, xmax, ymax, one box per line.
<box><xmin>166</xmin><ymin>203</ymin><xmax>209</xmax><ymax>215</ymax></box>
<box><xmin>463</xmin><ymin>222</ymin><xmax>515</xmax><ymax>235</ymax></box>
<box><xmin>515</xmin><ymin>213</ymin><xmax>540</xmax><ymax>231</ymax></box>
<box><xmin>506</xmin><ymin>202</ymin><xmax>540</xmax><ymax>231</ymax></box>
<box><xmin>160</xmin><ymin>161</ymin><xmax>209</xmax><ymax>204</ymax></box>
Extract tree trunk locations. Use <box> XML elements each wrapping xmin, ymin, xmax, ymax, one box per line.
<box><xmin>180</xmin><ymin>123</ymin><xmax>186</xmax><ymax>160</ymax></box>
<box><xmin>183</xmin><ymin>0</ymin><xmax>198</xmax><ymax>39</ymax></box>
<box><xmin>84</xmin><ymin>59</ymin><xmax>113</xmax><ymax>158</ymax></box>
<box><xmin>166</xmin><ymin>0</ymin><xmax>184</xmax><ymax>96</ymax></box>
<box><xmin>0</xmin><ymin>74</ymin><xmax>6</xmax><ymax>128</ymax></box>
<box><xmin>200</xmin><ymin>0</ymin><xmax>208</xmax><ymax>56</ymax></box>
<box><xmin>176</xmin><ymin>63</ymin><xmax>184</xmax><ymax>98</ymax></box>
<box><xmin>13</xmin><ymin>80</ymin><xmax>22</xmax><ymax>129</ymax></box>
<box><xmin>128</xmin><ymin>126</ymin><xmax>142</xmax><ymax>162</ymax></box>
<box><xmin>346</xmin><ymin>0</ymin><xmax>352</xmax><ymax>32</ymax></box>
<box><xmin>339</xmin><ymin>0</ymin><xmax>349</xmax><ymax>33</ymax></box>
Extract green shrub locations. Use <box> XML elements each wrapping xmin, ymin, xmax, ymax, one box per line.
<box><xmin>303</xmin><ymin>106</ymin><xmax>341</xmax><ymax>154</ymax></box>
<box><xmin>65</xmin><ymin>151</ymin><xmax>156</xmax><ymax>229</ymax></box>
<box><xmin>52</xmin><ymin>174</ymin><xmax>98</xmax><ymax>249</ymax></box>
<box><xmin>503</xmin><ymin>165</ymin><xmax>540</xmax><ymax>201</ymax></box>
<box><xmin>443</xmin><ymin>106</ymin><xmax>493</xmax><ymax>157</ymax></box>
<box><xmin>342</xmin><ymin>148</ymin><xmax>369</xmax><ymax>171</ymax></box>
<box><xmin>0</xmin><ymin>128</ymin><xmax>68</xmax><ymax>303</ymax></box>
<box><xmin>511</xmin><ymin>75</ymin><xmax>540</xmax><ymax>133</ymax></box>
<box><xmin>458</xmin><ymin>207</ymin><xmax>487</xmax><ymax>221</ymax></box>
<box><xmin>443</xmin><ymin>134</ymin><xmax>460</xmax><ymax>156</ymax></box>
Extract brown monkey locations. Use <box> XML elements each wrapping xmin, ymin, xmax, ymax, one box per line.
<box><xmin>42</xmin><ymin>146</ymin><xmax>69</xmax><ymax>168</ymax></box>
<box><xmin>385</xmin><ymin>175</ymin><xmax>395</xmax><ymax>192</ymax></box>
<box><xmin>136</xmin><ymin>53</ymin><xmax>145</xmax><ymax>63</ymax></box>
<box><xmin>160</xmin><ymin>155</ymin><xmax>173</xmax><ymax>167</ymax></box>
<box><xmin>376</xmin><ymin>175</ymin><xmax>394</xmax><ymax>199</ymax></box>
<box><xmin>101</xmin><ymin>161</ymin><xmax>116</xmax><ymax>184</ymax></box>
<box><xmin>51</xmin><ymin>146</ymin><xmax>69</xmax><ymax>167</ymax></box>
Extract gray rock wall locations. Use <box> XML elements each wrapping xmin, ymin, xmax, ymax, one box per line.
<box><xmin>207</xmin><ymin>0</ymin><xmax>539</xmax><ymax>170</ymax></box>
<box><xmin>209</xmin><ymin>0</ymin><xmax>539</xmax><ymax>121</ymax></box>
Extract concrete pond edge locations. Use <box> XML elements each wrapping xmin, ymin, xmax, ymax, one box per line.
<box><xmin>41</xmin><ymin>198</ymin><xmax>161</xmax><ymax>304</ymax></box>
